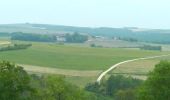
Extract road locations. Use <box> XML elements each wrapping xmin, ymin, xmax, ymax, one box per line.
<box><xmin>97</xmin><ymin>54</ymin><xmax>170</xmax><ymax>84</ymax></box>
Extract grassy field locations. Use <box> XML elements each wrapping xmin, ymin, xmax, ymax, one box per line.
<box><xmin>111</xmin><ymin>56</ymin><xmax>170</xmax><ymax>80</ymax></box>
<box><xmin>86</xmin><ymin>39</ymin><xmax>142</xmax><ymax>48</ymax></box>
<box><xmin>0</xmin><ymin>41</ymin><xmax>168</xmax><ymax>70</ymax></box>
<box><xmin>1</xmin><ymin>39</ymin><xmax>170</xmax><ymax>87</ymax></box>
<box><xmin>21</xmin><ymin>64</ymin><xmax>101</xmax><ymax>77</ymax></box>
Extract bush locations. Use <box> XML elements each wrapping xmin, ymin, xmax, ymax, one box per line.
<box><xmin>86</xmin><ymin>75</ymin><xmax>142</xmax><ymax>99</ymax></box>
<box><xmin>90</xmin><ymin>44</ymin><xmax>96</xmax><ymax>47</ymax></box>
<box><xmin>65</xmin><ymin>32</ymin><xmax>88</xmax><ymax>43</ymax></box>
<box><xmin>0</xmin><ymin>61</ymin><xmax>106</xmax><ymax>100</ymax></box>
<box><xmin>0</xmin><ymin>44</ymin><xmax>32</xmax><ymax>51</ymax></box>
<box><xmin>0</xmin><ymin>61</ymin><xmax>36</xmax><ymax>100</ymax></box>
<box><xmin>140</xmin><ymin>45</ymin><xmax>162</xmax><ymax>51</ymax></box>
<box><xmin>137</xmin><ymin>61</ymin><xmax>170</xmax><ymax>100</ymax></box>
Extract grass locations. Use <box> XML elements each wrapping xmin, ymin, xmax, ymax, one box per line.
<box><xmin>1</xmin><ymin>39</ymin><xmax>170</xmax><ymax>87</ymax></box>
<box><xmin>111</xmin><ymin>56</ymin><xmax>170</xmax><ymax>80</ymax></box>
<box><xmin>65</xmin><ymin>76</ymin><xmax>98</xmax><ymax>88</ymax></box>
<box><xmin>20</xmin><ymin>64</ymin><xmax>101</xmax><ymax>77</ymax></box>
<box><xmin>86</xmin><ymin>39</ymin><xmax>142</xmax><ymax>48</ymax></box>
<box><xmin>0</xmin><ymin>41</ymin><xmax>168</xmax><ymax>70</ymax></box>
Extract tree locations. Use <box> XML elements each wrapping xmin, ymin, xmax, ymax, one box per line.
<box><xmin>85</xmin><ymin>75</ymin><xmax>142</xmax><ymax>99</ymax></box>
<box><xmin>138</xmin><ymin>61</ymin><xmax>170</xmax><ymax>100</ymax></box>
<box><xmin>0</xmin><ymin>61</ymin><xmax>36</xmax><ymax>100</ymax></box>
<box><xmin>106</xmin><ymin>75</ymin><xmax>142</xmax><ymax>96</ymax></box>
<box><xmin>32</xmin><ymin>75</ymin><xmax>96</xmax><ymax>100</ymax></box>
<box><xmin>11</xmin><ymin>32</ymin><xmax>56</xmax><ymax>42</ymax></box>
<box><xmin>0</xmin><ymin>61</ymin><xmax>110</xmax><ymax>100</ymax></box>
<box><xmin>114</xmin><ymin>89</ymin><xmax>136</xmax><ymax>100</ymax></box>
<box><xmin>65</xmin><ymin>32</ymin><xmax>88</xmax><ymax>43</ymax></box>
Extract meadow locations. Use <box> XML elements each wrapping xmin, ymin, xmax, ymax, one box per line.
<box><xmin>111</xmin><ymin>56</ymin><xmax>170</xmax><ymax>80</ymax></box>
<box><xmin>1</xmin><ymin>39</ymin><xmax>170</xmax><ymax>87</ymax></box>
<box><xmin>0</xmin><ymin>41</ymin><xmax>168</xmax><ymax>70</ymax></box>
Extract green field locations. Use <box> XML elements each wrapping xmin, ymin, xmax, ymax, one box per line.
<box><xmin>0</xmin><ymin>41</ymin><xmax>168</xmax><ymax>70</ymax></box>
<box><xmin>1</xmin><ymin>39</ymin><xmax>170</xmax><ymax>87</ymax></box>
<box><xmin>111</xmin><ymin>56</ymin><xmax>170</xmax><ymax>80</ymax></box>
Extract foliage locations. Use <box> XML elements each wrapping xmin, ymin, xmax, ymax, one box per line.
<box><xmin>140</xmin><ymin>45</ymin><xmax>162</xmax><ymax>51</ymax></box>
<box><xmin>65</xmin><ymin>32</ymin><xmax>88</xmax><ymax>43</ymax></box>
<box><xmin>11</xmin><ymin>32</ymin><xmax>56</xmax><ymax>42</ymax></box>
<box><xmin>0</xmin><ymin>44</ymin><xmax>32</xmax><ymax>51</ymax></box>
<box><xmin>2</xmin><ymin>24</ymin><xmax>170</xmax><ymax>44</ymax></box>
<box><xmin>0</xmin><ymin>61</ymin><xmax>108</xmax><ymax>100</ymax></box>
<box><xmin>114</xmin><ymin>89</ymin><xmax>136</xmax><ymax>100</ymax></box>
<box><xmin>90</xmin><ymin>44</ymin><xmax>103</xmax><ymax>48</ymax></box>
<box><xmin>0</xmin><ymin>32</ymin><xmax>10</xmax><ymax>37</ymax></box>
<box><xmin>0</xmin><ymin>61</ymin><xmax>36</xmax><ymax>100</ymax></box>
<box><xmin>0</xmin><ymin>41</ymin><xmax>164</xmax><ymax>70</ymax></box>
<box><xmin>90</xmin><ymin>43</ymin><xmax>96</xmax><ymax>47</ymax></box>
<box><xmin>137</xmin><ymin>61</ymin><xmax>170</xmax><ymax>100</ymax></box>
<box><xmin>119</xmin><ymin>37</ymin><xmax>138</xmax><ymax>42</ymax></box>
<box><xmin>106</xmin><ymin>75</ymin><xmax>142</xmax><ymax>96</ymax></box>
<box><xmin>31</xmin><ymin>75</ymin><xmax>90</xmax><ymax>100</ymax></box>
<box><xmin>86</xmin><ymin>75</ymin><xmax>142</xmax><ymax>99</ymax></box>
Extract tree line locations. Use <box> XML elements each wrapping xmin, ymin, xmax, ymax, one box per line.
<box><xmin>118</xmin><ymin>37</ymin><xmax>138</xmax><ymax>42</ymax></box>
<box><xmin>0</xmin><ymin>44</ymin><xmax>32</xmax><ymax>51</ymax></box>
<box><xmin>11</xmin><ymin>32</ymin><xmax>88</xmax><ymax>43</ymax></box>
<box><xmin>11</xmin><ymin>32</ymin><xmax>56</xmax><ymax>42</ymax></box>
<box><xmin>65</xmin><ymin>32</ymin><xmax>88</xmax><ymax>43</ymax></box>
<box><xmin>140</xmin><ymin>45</ymin><xmax>162</xmax><ymax>51</ymax></box>
<box><xmin>0</xmin><ymin>32</ymin><xmax>10</xmax><ymax>37</ymax></box>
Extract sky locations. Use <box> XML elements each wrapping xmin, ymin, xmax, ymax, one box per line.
<box><xmin>0</xmin><ymin>0</ymin><xmax>170</xmax><ymax>29</ymax></box>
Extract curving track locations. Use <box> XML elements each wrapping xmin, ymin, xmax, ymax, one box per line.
<box><xmin>97</xmin><ymin>54</ymin><xmax>170</xmax><ymax>84</ymax></box>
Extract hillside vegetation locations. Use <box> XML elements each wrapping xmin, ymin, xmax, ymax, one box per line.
<box><xmin>1</xmin><ymin>23</ymin><xmax>170</xmax><ymax>44</ymax></box>
<box><xmin>0</xmin><ymin>61</ymin><xmax>111</xmax><ymax>100</ymax></box>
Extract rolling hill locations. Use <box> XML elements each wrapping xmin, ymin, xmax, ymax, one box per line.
<box><xmin>1</xmin><ymin>23</ymin><xmax>170</xmax><ymax>44</ymax></box>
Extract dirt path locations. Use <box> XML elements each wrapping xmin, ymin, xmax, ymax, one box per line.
<box><xmin>19</xmin><ymin>64</ymin><xmax>102</xmax><ymax>77</ymax></box>
<box><xmin>97</xmin><ymin>54</ymin><xmax>170</xmax><ymax>84</ymax></box>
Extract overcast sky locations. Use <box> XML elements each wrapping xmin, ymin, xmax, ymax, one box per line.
<box><xmin>0</xmin><ymin>0</ymin><xmax>169</xmax><ymax>29</ymax></box>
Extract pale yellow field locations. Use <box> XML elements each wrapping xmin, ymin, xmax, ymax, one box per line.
<box><xmin>112</xmin><ymin>57</ymin><xmax>170</xmax><ymax>80</ymax></box>
<box><xmin>0</xmin><ymin>41</ymin><xmax>11</xmax><ymax>45</ymax></box>
<box><xmin>19</xmin><ymin>64</ymin><xmax>102</xmax><ymax>77</ymax></box>
<box><xmin>112</xmin><ymin>59</ymin><xmax>159</xmax><ymax>74</ymax></box>
<box><xmin>19</xmin><ymin>64</ymin><xmax>101</xmax><ymax>88</ymax></box>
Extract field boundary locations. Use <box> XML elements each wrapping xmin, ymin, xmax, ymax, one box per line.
<box><xmin>0</xmin><ymin>41</ymin><xmax>11</xmax><ymax>45</ymax></box>
<box><xmin>97</xmin><ymin>54</ymin><xmax>170</xmax><ymax>84</ymax></box>
<box><xmin>18</xmin><ymin>64</ymin><xmax>102</xmax><ymax>77</ymax></box>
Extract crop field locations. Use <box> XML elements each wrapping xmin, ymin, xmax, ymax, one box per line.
<box><xmin>111</xmin><ymin>56</ymin><xmax>170</xmax><ymax>80</ymax></box>
<box><xmin>0</xmin><ymin>41</ymin><xmax>168</xmax><ymax>70</ymax></box>
<box><xmin>1</xmin><ymin>39</ymin><xmax>170</xmax><ymax>87</ymax></box>
<box><xmin>86</xmin><ymin>39</ymin><xmax>142</xmax><ymax>48</ymax></box>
